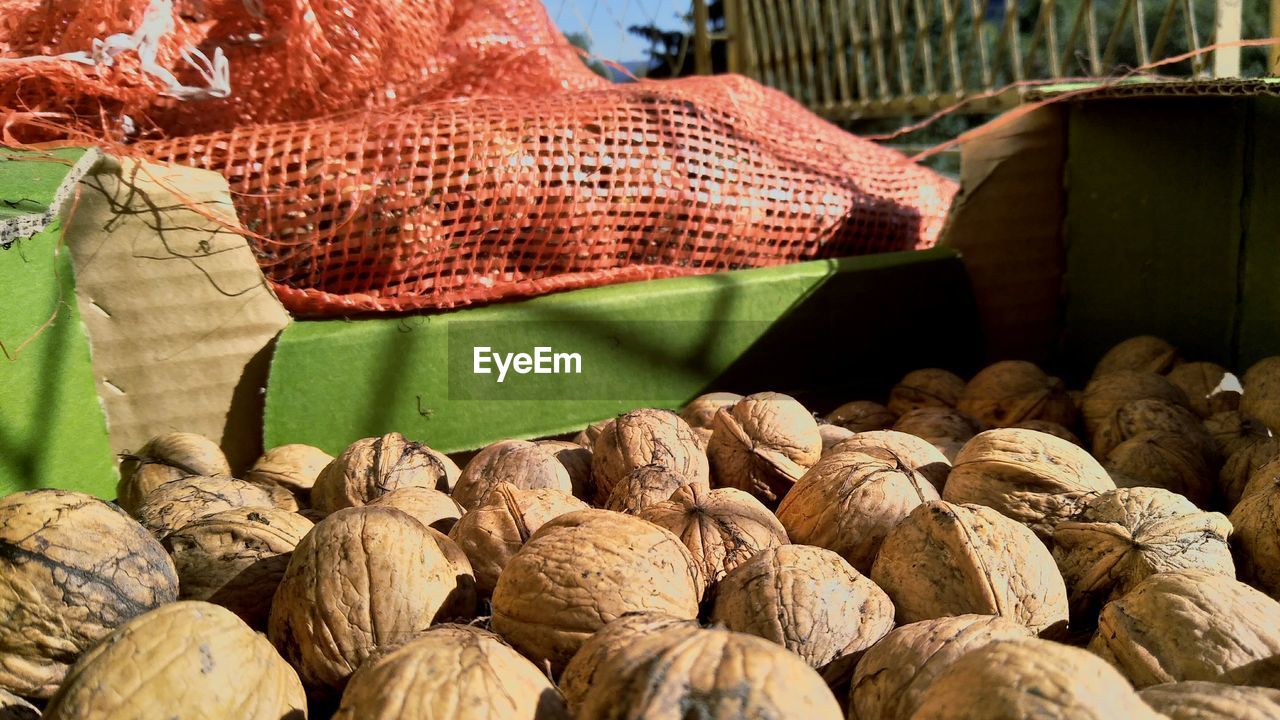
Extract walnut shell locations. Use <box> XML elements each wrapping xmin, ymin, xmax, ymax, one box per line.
<box><xmin>848</xmin><ymin>614</ymin><xmax>1032</xmax><ymax>720</ymax></box>
<box><xmin>911</xmin><ymin>638</ymin><xmax>1161</xmax><ymax>719</ymax></box>
<box><xmin>1093</xmin><ymin>335</ymin><xmax>1180</xmax><ymax>378</ymax></box>
<box><xmin>706</xmin><ymin>392</ymin><xmax>821</xmax><ymax>506</ymax></box>
<box><xmin>605</xmin><ymin>464</ymin><xmax>703</xmax><ymax>515</ymax></box>
<box><xmin>366</xmin><ymin>486</ymin><xmax>464</xmax><ymax>533</ymax></box>
<box><xmin>817</xmin><ymin>422</ymin><xmax>855</xmax><ymax>453</ymax></box>
<box><xmin>592</xmin><ymin>409</ymin><xmax>709</xmax><ymax>505</ymax></box>
<box><xmin>135</xmin><ymin>474</ymin><xmax>279</xmax><ymax>539</ymax></box>
<box><xmin>830</xmin><ymin>430</ymin><xmax>951</xmax><ymax>492</ymax></box>
<box><xmin>1204</xmin><ymin>410</ymin><xmax>1273</xmax><ymax>460</ymax></box>
<box><xmin>1052</xmin><ymin>487</ymin><xmax>1234</xmax><ymax>624</ymax></box>
<box><xmin>268</xmin><ymin>506</ymin><xmax>477</xmax><ymax>697</ymax></box>
<box><xmin>956</xmin><ymin>360</ymin><xmax>1077</xmax><ymax>428</ymax></box>
<box><xmin>1169</xmin><ymin>362</ymin><xmax>1242</xmax><ymax>418</ymax></box>
<box><xmin>574</xmin><ymin>418</ymin><xmax>611</xmax><ymax>448</ymax></box>
<box><xmin>0</xmin><ymin>689</ymin><xmax>38</xmax><ymax>720</ymax></box>
<box><xmin>887</xmin><ymin>368</ymin><xmax>966</xmax><ymax>416</ymax></box>
<box><xmin>1105</xmin><ymin>431</ymin><xmax>1219</xmax><ymax>508</ymax></box>
<box><xmin>1091</xmin><ymin>397</ymin><xmax>1217</xmax><ymax>460</ymax></box>
<box><xmin>1011</xmin><ymin>419</ymin><xmax>1083</xmax><ymax>446</ymax></box>
<box><xmin>448</xmin><ymin>483</ymin><xmax>589</xmax><ymax>595</ymax></box>
<box><xmin>1089</xmin><ymin>568</ymin><xmax>1280</xmax><ymax>687</ymax></box>
<box><xmin>575</xmin><ymin>625</ymin><xmax>843</xmax><ymax>720</ymax></box>
<box><xmin>1220</xmin><ymin>437</ymin><xmax>1280</xmax><ymax>508</ymax></box>
<box><xmin>1082</xmin><ymin>370</ymin><xmax>1190</xmax><ymax>440</ymax></box>
<box><xmin>1242</xmin><ymin>356</ymin><xmax>1280</xmax><ymax>432</ymax></box>
<box><xmin>0</xmin><ymin>489</ymin><xmax>179</xmax><ymax>698</ymax></box>
<box><xmin>490</xmin><ymin>509</ymin><xmax>701</xmax><ymax>673</ymax></box>
<box><xmin>43</xmin><ymin>601</ymin><xmax>305</xmax><ymax>720</ymax></box>
<box><xmin>945</xmin><ymin>428</ymin><xmax>1115</xmax><ymax>538</ymax></box>
<box><xmin>869</xmin><ymin>500</ymin><xmax>1069</xmax><ymax>634</ymax></box>
<box><xmin>536</xmin><ymin>439</ymin><xmax>595</xmax><ymax>501</ymax></box>
<box><xmin>1138</xmin><ymin>681</ymin><xmax>1280</xmax><ymax>720</ymax></box>
<box><xmin>162</xmin><ymin>507</ymin><xmax>314</xmax><ymax>630</ymax></box>
<box><xmin>116</xmin><ymin>432</ymin><xmax>231</xmax><ymax>514</ymax></box>
<box><xmin>892</xmin><ymin>406</ymin><xmax>984</xmax><ymax>461</ymax></box>
<box><xmin>710</xmin><ymin>545</ymin><xmax>893</xmax><ymax>671</ymax></box>
<box><xmin>560</xmin><ymin>613</ymin><xmax>700</xmax><ymax>712</ymax></box>
<box><xmin>826</xmin><ymin>400</ymin><xmax>897</xmax><ymax>432</ymax></box>
<box><xmin>680</xmin><ymin>392</ymin><xmax>744</xmax><ymax>448</ymax></box>
<box><xmin>1229</xmin><ymin>475</ymin><xmax>1280</xmax><ymax>599</ymax></box>
<box><xmin>453</xmin><ymin>440</ymin><xmax>575</xmax><ymax>512</ymax></box>
<box><xmin>638</xmin><ymin>484</ymin><xmax>787</xmax><ymax>592</ymax></box>
<box><xmin>244</xmin><ymin>443</ymin><xmax>334</xmax><ymax>508</ymax></box>
<box><xmin>311</xmin><ymin>433</ymin><xmax>456</xmax><ymax>514</ymax></box>
<box><xmin>775</xmin><ymin>447</ymin><xmax>939</xmax><ymax>573</ymax></box>
<box><xmin>332</xmin><ymin>624</ymin><xmax>569</xmax><ymax>720</ymax></box>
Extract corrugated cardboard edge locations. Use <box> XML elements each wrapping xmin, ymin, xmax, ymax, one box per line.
<box><xmin>0</xmin><ymin>148</ymin><xmax>100</xmax><ymax>248</ymax></box>
<box><xmin>64</xmin><ymin>156</ymin><xmax>291</xmax><ymax>472</ymax></box>
<box><xmin>1028</xmin><ymin>77</ymin><xmax>1280</xmax><ymax>101</ymax></box>
<box><xmin>939</xmin><ymin>105</ymin><xmax>1068</xmax><ymax>364</ymax></box>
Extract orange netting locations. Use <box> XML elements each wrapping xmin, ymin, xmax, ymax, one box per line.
<box><xmin>1</xmin><ymin>0</ymin><xmax>957</xmax><ymax>315</ymax></box>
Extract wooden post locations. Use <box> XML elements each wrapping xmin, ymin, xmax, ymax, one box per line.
<box><xmin>1271</xmin><ymin>0</ymin><xmax>1280</xmax><ymax>74</ymax></box>
<box><xmin>693</xmin><ymin>0</ymin><xmax>713</xmax><ymax>75</ymax></box>
<box><xmin>724</xmin><ymin>0</ymin><xmax>744</xmax><ymax>74</ymax></box>
<box><xmin>1213</xmin><ymin>0</ymin><xmax>1242</xmax><ymax>78</ymax></box>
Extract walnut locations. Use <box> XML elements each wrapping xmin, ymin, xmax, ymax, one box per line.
<box><xmin>447</xmin><ymin>483</ymin><xmax>588</xmax><ymax>595</ymax></box>
<box><xmin>892</xmin><ymin>406</ymin><xmax>985</xmax><ymax>461</ymax></box>
<box><xmin>1104</xmin><ymin>431</ymin><xmax>1218</xmax><ymax>508</ymax></box>
<box><xmin>680</xmin><ymin>392</ymin><xmax>744</xmax><ymax>448</ymax></box>
<box><xmin>42</xmin><ymin>601</ymin><xmax>305</xmax><ymax>720</ymax></box>
<box><xmin>1220</xmin><ymin>437</ymin><xmax>1280</xmax><ymax>508</ymax></box>
<box><xmin>1082</xmin><ymin>370</ymin><xmax>1190</xmax><ymax>441</ymax></box>
<box><xmin>1089</xmin><ymin>569</ymin><xmax>1280</xmax><ymax>687</ymax></box>
<box><xmin>887</xmin><ymin>368</ymin><xmax>966</xmax><ymax>416</ymax></box>
<box><xmin>1242</xmin><ymin>356</ymin><xmax>1280</xmax><ymax>432</ymax></box>
<box><xmin>0</xmin><ymin>489</ymin><xmax>178</xmax><ymax>698</ymax></box>
<box><xmin>706</xmin><ymin>392</ymin><xmax>821</xmax><ymax>506</ymax></box>
<box><xmin>956</xmin><ymin>360</ymin><xmax>1076</xmax><ymax>428</ymax></box>
<box><xmin>1229</xmin><ymin>471</ymin><xmax>1280</xmax><ymax>600</ymax></box>
<box><xmin>826</xmin><ymin>400</ymin><xmax>897</xmax><ymax>432</ymax></box>
<box><xmin>490</xmin><ymin>509</ymin><xmax>702</xmax><ymax>673</ymax></box>
<box><xmin>817</xmin><ymin>422</ymin><xmax>854</xmax><ymax>453</ymax></box>
<box><xmin>452</xmin><ymin>439</ymin><xmax>574</xmax><ymax>511</ymax></box>
<box><xmin>268</xmin><ymin>506</ymin><xmax>476</xmax><ymax>697</ymax></box>
<box><xmin>776</xmin><ymin>447</ymin><xmax>939</xmax><ymax>573</ymax></box>
<box><xmin>1011</xmin><ymin>419</ymin><xmax>1083</xmax><ymax>446</ymax></box>
<box><xmin>848</xmin><ymin>614</ymin><xmax>1032</xmax><ymax>720</ymax></box>
<box><xmin>944</xmin><ymin>428</ymin><xmax>1114</xmax><ymax>538</ymax></box>
<box><xmin>163</xmin><ymin>506</ymin><xmax>314</xmax><ymax>629</ymax></box>
<box><xmin>243</xmin><ymin>443</ymin><xmax>334</xmax><ymax>508</ymax></box>
<box><xmin>1093</xmin><ymin>335</ymin><xmax>1180</xmax><ymax>378</ymax></box>
<box><xmin>536</xmin><ymin>439</ymin><xmax>595</xmax><ymax>501</ymax></box>
<box><xmin>605</xmin><ymin>464</ymin><xmax>703</xmax><ymax>515</ymax></box>
<box><xmin>575</xmin><ymin>624</ymin><xmax>843</xmax><ymax>719</ymax></box>
<box><xmin>574</xmin><ymin>418</ymin><xmax>611</xmax><ymax>448</ymax></box>
<box><xmin>116</xmin><ymin>432</ymin><xmax>231</xmax><ymax>514</ymax></box>
<box><xmin>559</xmin><ymin>613</ymin><xmax>699</xmax><ymax>712</ymax></box>
<box><xmin>830</xmin><ymin>430</ymin><xmax>951</xmax><ymax>492</ymax></box>
<box><xmin>639</xmin><ymin>484</ymin><xmax>787</xmax><ymax>592</ymax></box>
<box><xmin>1053</xmin><ymin>487</ymin><xmax>1234</xmax><ymax>624</ymax></box>
<box><xmin>332</xmin><ymin>624</ymin><xmax>569</xmax><ymax>720</ymax></box>
<box><xmin>366</xmin><ymin>486</ymin><xmax>464</xmax><ymax>533</ymax></box>
<box><xmin>592</xmin><ymin>409</ymin><xmax>709</xmax><ymax>505</ymax></box>
<box><xmin>869</xmin><ymin>500</ymin><xmax>1069</xmax><ymax>634</ymax></box>
<box><xmin>135</xmin><ymin>474</ymin><xmax>278</xmax><ymax>539</ymax></box>
<box><xmin>1090</xmin><ymin>397</ymin><xmax>1216</xmax><ymax>460</ymax></box>
<box><xmin>910</xmin><ymin>639</ymin><xmax>1162</xmax><ymax>719</ymax></box>
<box><xmin>1138</xmin><ymin>682</ymin><xmax>1280</xmax><ymax>720</ymax></box>
<box><xmin>311</xmin><ymin>432</ymin><xmax>456</xmax><ymax>514</ymax></box>
<box><xmin>0</xmin><ymin>689</ymin><xmax>38</xmax><ymax>720</ymax></box>
<box><xmin>1204</xmin><ymin>410</ymin><xmax>1273</xmax><ymax>460</ymax></box>
<box><xmin>710</xmin><ymin>545</ymin><xmax>893</xmax><ymax>673</ymax></box>
<box><xmin>1168</xmin><ymin>362</ymin><xmax>1242</xmax><ymax>418</ymax></box>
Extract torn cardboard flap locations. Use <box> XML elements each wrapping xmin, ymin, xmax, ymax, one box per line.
<box><xmin>63</xmin><ymin>156</ymin><xmax>291</xmax><ymax>473</ymax></box>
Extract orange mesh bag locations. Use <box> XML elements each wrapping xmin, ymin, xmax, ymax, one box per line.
<box><xmin>0</xmin><ymin>0</ymin><xmax>957</xmax><ymax>315</ymax></box>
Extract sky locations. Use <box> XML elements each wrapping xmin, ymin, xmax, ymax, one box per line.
<box><xmin>539</xmin><ymin>0</ymin><xmax>688</xmax><ymax>64</ymax></box>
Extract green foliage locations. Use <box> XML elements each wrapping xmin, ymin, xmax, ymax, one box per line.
<box><xmin>565</xmin><ymin>31</ymin><xmax>612</xmax><ymax>79</ymax></box>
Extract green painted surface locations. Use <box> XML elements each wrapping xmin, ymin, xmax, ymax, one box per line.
<box><xmin>265</xmin><ymin>247</ymin><xmax>983</xmax><ymax>455</ymax></box>
<box><xmin>1064</xmin><ymin>98</ymin><xmax>1249</xmax><ymax>376</ymax></box>
<box><xmin>1237</xmin><ymin>97</ymin><xmax>1280</xmax><ymax>369</ymax></box>
<box><xmin>0</xmin><ymin>149</ymin><xmax>119</xmax><ymax>498</ymax></box>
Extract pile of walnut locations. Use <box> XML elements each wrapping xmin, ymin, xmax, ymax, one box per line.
<box><xmin>2</xmin><ymin>335</ymin><xmax>1280</xmax><ymax>719</ymax></box>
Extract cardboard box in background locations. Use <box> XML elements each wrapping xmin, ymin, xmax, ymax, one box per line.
<box><xmin>0</xmin><ymin>149</ymin><xmax>289</xmax><ymax>497</ymax></box>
